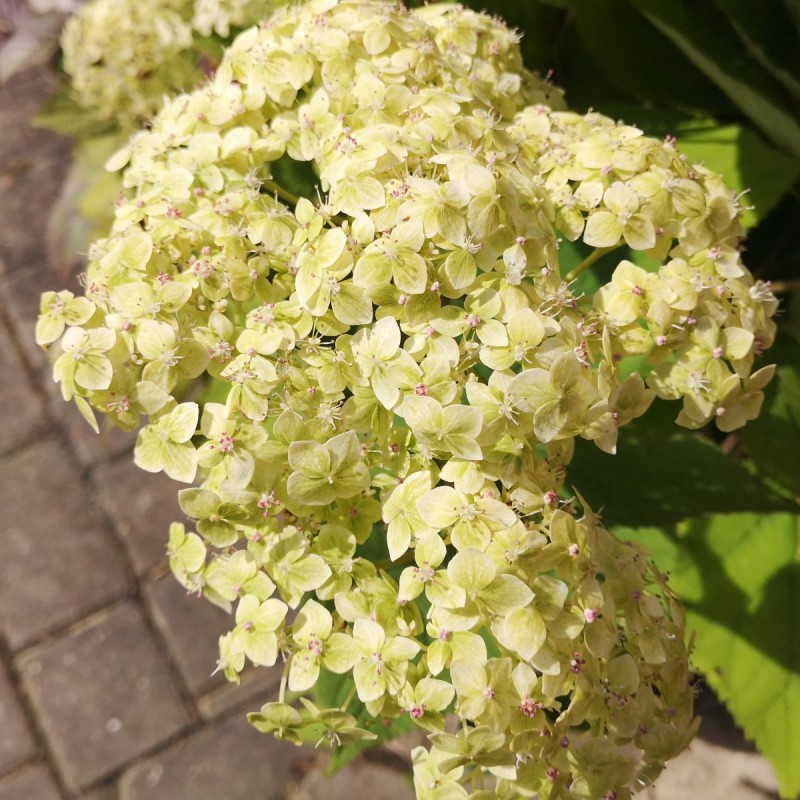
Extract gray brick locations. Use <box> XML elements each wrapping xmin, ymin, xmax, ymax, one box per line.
<box><xmin>46</xmin><ymin>388</ymin><xmax>136</xmax><ymax>469</ymax></box>
<box><xmin>143</xmin><ymin>574</ymin><xmax>232</xmax><ymax>697</ymax></box>
<box><xmin>144</xmin><ymin>573</ymin><xmax>283</xmax><ymax>713</ymax></box>
<box><xmin>0</xmin><ymin>439</ymin><xmax>131</xmax><ymax>650</ymax></box>
<box><xmin>79</xmin><ymin>786</ymin><xmax>117</xmax><ymax>800</ymax></box>
<box><xmin>118</xmin><ymin>712</ymin><xmax>308</xmax><ymax>800</ymax></box>
<box><xmin>0</xmin><ymin>325</ymin><xmax>45</xmax><ymax>456</ymax></box>
<box><xmin>17</xmin><ymin>602</ymin><xmax>191</xmax><ymax>792</ymax></box>
<box><xmin>0</xmin><ymin>68</ymin><xmax>71</xmax><ymax>269</ymax></box>
<box><xmin>0</xmin><ymin>663</ymin><xmax>36</xmax><ymax>775</ymax></box>
<box><xmin>291</xmin><ymin>756</ymin><xmax>415</xmax><ymax>800</ymax></box>
<box><xmin>94</xmin><ymin>461</ymin><xmax>179</xmax><ymax>577</ymax></box>
<box><xmin>0</xmin><ymin>267</ymin><xmax>58</xmax><ymax>374</ymax></box>
<box><xmin>0</xmin><ymin>765</ymin><xmax>63</xmax><ymax>800</ymax></box>
<box><xmin>196</xmin><ymin>664</ymin><xmax>282</xmax><ymax>722</ymax></box>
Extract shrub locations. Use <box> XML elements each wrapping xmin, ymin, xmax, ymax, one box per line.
<box><xmin>38</xmin><ymin>1</ymin><xmax>780</xmax><ymax>797</ymax></box>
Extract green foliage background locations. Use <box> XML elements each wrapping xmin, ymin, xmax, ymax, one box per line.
<box><xmin>448</xmin><ymin>0</ymin><xmax>800</xmax><ymax>795</ymax></box>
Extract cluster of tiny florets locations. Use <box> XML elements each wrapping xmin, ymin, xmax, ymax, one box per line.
<box><xmin>40</xmin><ymin>1</ymin><xmax>778</xmax><ymax>797</ymax></box>
<box><xmin>61</xmin><ymin>0</ymin><xmax>284</xmax><ymax>127</ymax></box>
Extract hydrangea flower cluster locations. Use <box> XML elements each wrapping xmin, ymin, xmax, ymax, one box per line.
<box><xmin>61</xmin><ymin>0</ymin><xmax>283</xmax><ymax>127</ymax></box>
<box><xmin>39</xmin><ymin>0</ymin><xmax>779</xmax><ymax>796</ymax></box>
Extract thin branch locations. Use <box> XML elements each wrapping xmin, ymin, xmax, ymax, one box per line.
<box><xmin>262</xmin><ymin>177</ymin><xmax>302</xmax><ymax>207</ymax></box>
<box><xmin>770</xmin><ymin>278</ymin><xmax>800</xmax><ymax>295</ymax></box>
<box><xmin>375</xmin><ymin>550</ymin><xmax>416</xmax><ymax>572</ymax></box>
<box><xmin>565</xmin><ymin>245</ymin><xmax>621</xmax><ymax>282</ymax></box>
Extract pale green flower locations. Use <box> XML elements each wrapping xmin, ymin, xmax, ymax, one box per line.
<box><xmin>178</xmin><ymin>488</ymin><xmax>247</xmax><ymax>547</ymax></box>
<box><xmin>248</xmin><ymin>702</ymin><xmax>304</xmax><ymax>741</ymax></box>
<box><xmin>399</xmin><ymin>396</ymin><xmax>483</xmax><ymax>461</ymax></box>
<box><xmin>584</xmin><ymin>182</ymin><xmax>656</xmax><ymax>251</ymax></box>
<box><xmin>288</xmin><ymin>598</ymin><xmax>353</xmax><ymax>691</ymax></box>
<box><xmin>412</xmin><ymin>746</ymin><xmax>468</xmax><ymax>800</ymax></box>
<box><xmin>349</xmin><ymin>618</ymin><xmax>421</xmax><ymax>704</ymax></box>
<box><xmin>36</xmin><ymin>291</ymin><xmax>95</xmax><ymax>347</ymax></box>
<box><xmin>204</xmin><ymin>549</ymin><xmax>275</xmax><ymax>607</ymax></box>
<box><xmin>450</xmin><ymin>658</ymin><xmax>517</xmax><ymax>730</ymax></box>
<box><xmin>286</xmin><ymin>430</ymin><xmax>371</xmax><ymax>507</ymax></box>
<box><xmin>382</xmin><ymin>471</ymin><xmax>437</xmax><ymax>561</ymax></box>
<box><xmin>53</xmin><ymin>326</ymin><xmax>117</xmax><ymax>398</ymax></box>
<box><xmin>399</xmin><ymin>676</ymin><xmax>455</xmax><ymax>732</ymax></box>
<box><xmin>352</xmin><ymin>316</ymin><xmax>421</xmax><ymax>410</ymax></box>
<box><xmin>264</xmin><ymin>527</ymin><xmax>331</xmax><ymax>608</ymax></box>
<box><xmin>230</xmin><ymin>594</ymin><xmax>288</xmax><ymax>667</ymax></box>
<box><xmin>166</xmin><ymin>522</ymin><xmax>206</xmax><ymax>591</ymax></box>
<box><xmin>508</xmin><ymin>352</ymin><xmax>596</xmax><ymax>443</ymax></box>
<box><xmin>133</xmin><ymin>402</ymin><xmax>198</xmax><ymax>482</ymax></box>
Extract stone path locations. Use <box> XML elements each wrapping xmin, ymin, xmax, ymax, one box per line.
<box><xmin>0</xmin><ymin>62</ymin><xmax>782</xmax><ymax>800</ymax></box>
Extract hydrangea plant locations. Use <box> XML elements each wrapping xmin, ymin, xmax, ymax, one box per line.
<box><xmin>38</xmin><ymin>0</ymin><xmax>780</xmax><ymax>797</ymax></box>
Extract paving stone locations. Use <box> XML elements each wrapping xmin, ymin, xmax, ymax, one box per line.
<box><xmin>17</xmin><ymin>602</ymin><xmax>191</xmax><ymax>792</ymax></box>
<box><xmin>143</xmin><ymin>573</ymin><xmax>233</xmax><ymax>697</ymax></box>
<box><xmin>0</xmin><ymin>68</ymin><xmax>72</xmax><ymax>270</ymax></box>
<box><xmin>144</xmin><ymin>573</ymin><xmax>283</xmax><ymax>714</ymax></box>
<box><xmin>95</xmin><ymin>461</ymin><xmax>180</xmax><ymax>577</ymax></box>
<box><xmin>0</xmin><ymin>324</ymin><xmax>45</xmax><ymax>456</ymax></box>
<box><xmin>640</xmin><ymin>736</ymin><xmax>780</xmax><ymax>800</ymax></box>
<box><xmin>289</xmin><ymin>756</ymin><xmax>415</xmax><ymax>800</ymax></box>
<box><xmin>46</xmin><ymin>387</ymin><xmax>137</xmax><ymax>469</ymax></box>
<box><xmin>0</xmin><ymin>439</ymin><xmax>131</xmax><ymax>650</ymax></box>
<box><xmin>79</xmin><ymin>786</ymin><xmax>117</xmax><ymax>800</ymax></box>
<box><xmin>118</xmin><ymin>712</ymin><xmax>308</xmax><ymax>800</ymax></box>
<box><xmin>0</xmin><ymin>765</ymin><xmax>63</xmax><ymax>800</ymax></box>
<box><xmin>196</xmin><ymin>663</ymin><xmax>282</xmax><ymax>722</ymax></box>
<box><xmin>0</xmin><ymin>662</ymin><xmax>36</xmax><ymax>776</ymax></box>
<box><xmin>0</xmin><ymin>266</ymin><xmax>58</xmax><ymax>374</ymax></box>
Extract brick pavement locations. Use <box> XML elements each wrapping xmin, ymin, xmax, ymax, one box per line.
<box><xmin>0</xmin><ymin>57</ymin><xmax>782</xmax><ymax>800</ymax></box>
<box><xmin>0</xmin><ymin>62</ymin><xmax>413</xmax><ymax>800</ymax></box>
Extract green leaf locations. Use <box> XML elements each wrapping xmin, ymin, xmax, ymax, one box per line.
<box><xmin>710</xmin><ymin>0</ymin><xmax>800</xmax><ymax>101</ymax></box>
<box><xmin>567</xmin><ymin>413</ymin><xmax>795</xmax><ymax>527</ymax></box>
<box><xmin>631</xmin><ymin>0</ymin><xmax>800</xmax><ymax>156</ymax></box>
<box><xmin>313</xmin><ymin>668</ymin><xmax>414</xmax><ymax>773</ymax></box>
<box><xmin>742</xmin><ymin>337</ymin><xmax>800</xmax><ymax>501</ymax></box>
<box><xmin>269</xmin><ymin>153</ymin><xmax>319</xmax><ymax>202</ymax></box>
<box><xmin>33</xmin><ymin>90</ymin><xmax>118</xmax><ymax>139</ymax></box>
<box><xmin>556</xmin><ymin>0</ymin><xmax>737</xmax><ymax>116</ymax></box>
<box><xmin>671</xmin><ymin>123</ymin><xmax>800</xmax><ymax>228</ymax></box>
<box><xmin>616</xmin><ymin>513</ymin><xmax>800</xmax><ymax>799</ymax></box>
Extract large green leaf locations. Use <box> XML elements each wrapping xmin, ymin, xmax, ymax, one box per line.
<box><xmin>742</xmin><ymin>337</ymin><xmax>800</xmax><ymax>501</ymax></box>
<box><xmin>567</xmin><ymin>413</ymin><xmax>795</xmax><ymax>528</ymax></box>
<box><xmin>556</xmin><ymin>0</ymin><xmax>737</xmax><ymax>116</ymax></box>
<box><xmin>711</xmin><ymin>0</ymin><xmax>800</xmax><ymax>100</ymax></box>
<box><xmin>672</xmin><ymin>122</ymin><xmax>800</xmax><ymax>229</ymax></box>
<box><xmin>631</xmin><ymin>0</ymin><xmax>800</xmax><ymax>157</ymax></box>
<box><xmin>616</xmin><ymin>513</ymin><xmax>800</xmax><ymax>799</ymax></box>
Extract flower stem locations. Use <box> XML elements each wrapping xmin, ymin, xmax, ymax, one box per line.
<box><xmin>262</xmin><ymin>175</ymin><xmax>348</xmax><ymax>225</ymax></box>
<box><xmin>770</xmin><ymin>278</ymin><xmax>800</xmax><ymax>295</ymax></box>
<box><xmin>340</xmin><ymin>684</ymin><xmax>357</xmax><ymax>712</ymax></box>
<box><xmin>375</xmin><ymin>550</ymin><xmax>416</xmax><ymax>572</ymax></box>
<box><xmin>565</xmin><ymin>245</ymin><xmax>621</xmax><ymax>282</ymax></box>
<box><xmin>278</xmin><ymin>655</ymin><xmax>292</xmax><ymax>703</ymax></box>
<box><xmin>262</xmin><ymin>177</ymin><xmax>302</xmax><ymax>207</ymax></box>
